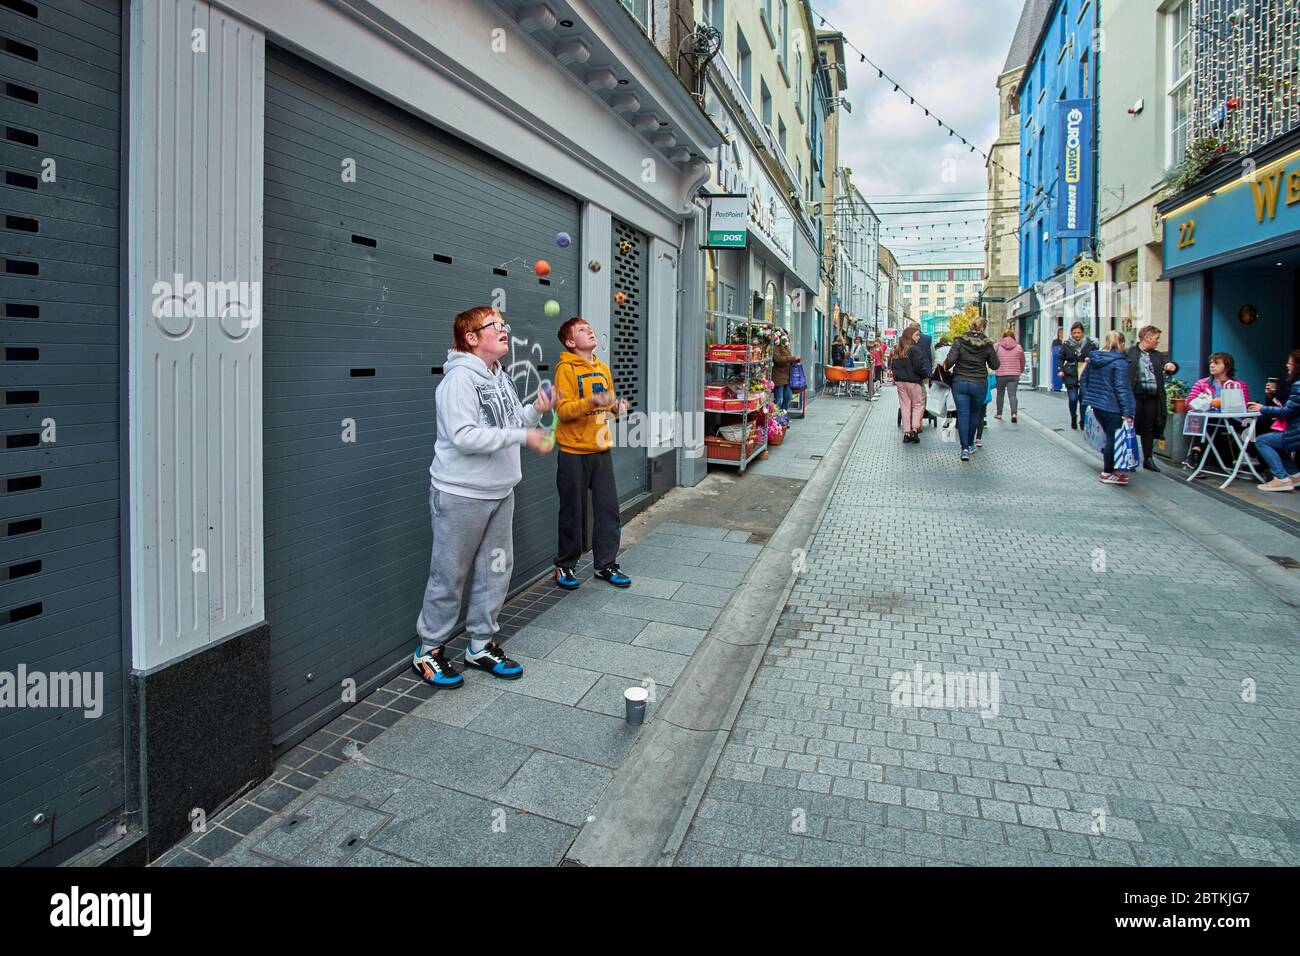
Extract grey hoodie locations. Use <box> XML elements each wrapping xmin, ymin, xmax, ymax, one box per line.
<box><xmin>429</xmin><ymin>350</ymin><xmax>541</xmax><ymax>500</ymax></box>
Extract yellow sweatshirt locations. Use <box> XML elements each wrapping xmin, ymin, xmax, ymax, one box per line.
<box><xmin>554</xmin><ymin>351</ymin><xmax>617</xmax><ymax>453</ymax></box>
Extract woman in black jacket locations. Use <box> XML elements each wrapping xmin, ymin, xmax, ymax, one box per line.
<box><xmin>891</xmin><ymin>326</ymin><xmax>929</xmax><ymax>444</ymax></box>
<box><xmin>1058</xmin><ymin>321</ymin><xmax>1095</xmax><ymax>430</ymax></box>
<box><xmin>943</xmin><ymin>318</ymin><xmax>999</xmax><ymax>461</ymax></box>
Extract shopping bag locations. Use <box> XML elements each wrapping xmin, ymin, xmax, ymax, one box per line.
<box><xmin>789</xmin><ymin>360</ymin><xmax>807</xmax><ymax>391</ymax></box>
<box><xmin>1082</xmin><ymin>407</ymin><xmax>1107</xmax><ymax>452</ymax></box>
<box><xmin>1113</xmin><ymin>421</ymin><xmax>1142</xmax><ymax>472</ymax></box>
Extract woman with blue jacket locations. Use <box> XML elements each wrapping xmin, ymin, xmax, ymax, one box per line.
<box><xmin>1248</xmin><ymin>349</ymin><xmax>1300</xmax><ymax>492</ymax></box>
<box><xmin>1080</xmin><ymin>330</ymin><xmax>1136</xmax><ymax>485</ymax></box>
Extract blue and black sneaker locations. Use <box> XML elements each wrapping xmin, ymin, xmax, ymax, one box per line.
<box><xmin>412</xmin><ymin>646</ymin><xmax>464</xmax><ymax>688</ymax></box>
<box><xmin>464</xmin><ymin>641</ymin><xmax>523</xmax><ymax>680</ymax></box>
<box><xmin>554</xmin><ymin>566</ymin><xmax>580</xmax><ymax>590</ymax></box>
<box><xmin>595</xmin><ymin>564</ymin><xmax>632</xmax><ymax>588</ymax></box>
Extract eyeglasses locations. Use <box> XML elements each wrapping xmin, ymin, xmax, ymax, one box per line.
<box><xmin>474</xmin><ymin>320</ymin><xmax>511</xmax><ymax>334</ymax></box>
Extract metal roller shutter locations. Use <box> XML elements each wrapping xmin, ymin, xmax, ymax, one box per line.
<box><xmin>263</xmin><ymin>48</ymin><xmax>580</xmax><ymax>740</ymax></box>
<box><xmin>609</xmin><ymin>219</ymin><xmax>648</xmax><ymax>500</ymax></box>
<box><xmin>0</xmin><ymin>0</ymin><xmax>124</xmax><ymax>865</ymax></box>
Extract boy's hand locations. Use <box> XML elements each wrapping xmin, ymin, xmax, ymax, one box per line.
<box><xmin>590</xmin><ymin>390</ymin><xmax>614</xmax><ymax>409</ymax></box>
<box><xmin>614</xmin><ymin>398</ymin><xmax>630</xmax><ymax>417</ymax></box>
<box><xmin>533</xmin><ymin>384</ymin><xmax>555</xmax><ymax>414</ymax></box>
<box><xmin>524</xmin><ymin>428</ymin><xmax>554</xmax><ymax>454</ymax></box>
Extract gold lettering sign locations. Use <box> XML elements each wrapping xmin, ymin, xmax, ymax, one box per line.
<box><xmin>1288</xmin><ymin>170</ymin><xmax>1300</xmax><ymax>206</ymax></box>
<box><xmin>1252</xmin><ymin>170</ymin><xmax>1284</xmax><ymax>222</ymax></box>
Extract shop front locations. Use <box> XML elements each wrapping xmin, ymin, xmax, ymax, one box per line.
<box><xmin>1159</xmin><ymin>131</ymin><xmax>1300</xmax><ymax>395</ymax></box>
<box><xmin>1016</xmin><ymin>273</ymin><xmax>1097</xmax><ymax>390</ymax></box>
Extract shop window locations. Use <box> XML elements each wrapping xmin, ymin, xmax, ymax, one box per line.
<box><xmin>764</xmin><ymin>280</ymin><xmax>778</xmax><ymax>325</ymax></box>
<box><xmin>1111</xmin><ymin>253</ymin><xmax>1140</xmax><ymax>334</ymax></box>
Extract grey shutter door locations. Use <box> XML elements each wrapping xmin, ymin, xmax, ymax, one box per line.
<box><xmin>0</xmin><ymin>0</ymin><xmax>124</xmax><ymax>865</ymax></box>
<box><xmin>263</xmin><ymin>49</ymin><xmax>579</xmax><ymax>740</ymax></box>
<box><xmin>609</xmin><ymin>219</ymin><xmax>648</xmax><ymax>500</ymax></box>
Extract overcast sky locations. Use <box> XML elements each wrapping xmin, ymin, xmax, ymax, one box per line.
<box><xmin>817</xmin><ymin>0</ymin><xmax>1024</xmax><ymax>265</ymax></box>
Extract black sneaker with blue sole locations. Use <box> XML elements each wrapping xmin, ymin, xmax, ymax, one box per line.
<box><xmin>595</xmin><ymin>564</ymin><xmax>631</xmax><ymax>587</ymax></box>
<box><xmin>554</xmin><ymin>566</ymin><xmax>580</xmax><ymax>590</ymax></box>
<box><xmin>464</xmin><ymin>641</ymin><xmax>524</xmax><ymax>680</ymax></box>
<box><xmin>412</xmin><ymin>646</ymin><xmax>464</xmax><ymax>688</ymax></box>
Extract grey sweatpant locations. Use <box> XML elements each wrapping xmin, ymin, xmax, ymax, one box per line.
<box><xmin>995</xmin><ymin>376</ymin><xmax>1019</xmax><ymax>416</ymax></box>
<box><xmin>415</xmin><ymin>487</ymin><xmax>515</xmax><ymax>653</ymax></box>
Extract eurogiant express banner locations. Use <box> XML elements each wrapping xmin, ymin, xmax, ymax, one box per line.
<box><xmin>1055</xmin><ymin>98</ymin><xmax>1093</xmax><ymax>239</ymax></box>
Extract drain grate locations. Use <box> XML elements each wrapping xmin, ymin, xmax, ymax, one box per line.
<box><xmin>747</xmin><ymin>532</ymin><xmax>770</xmax><ymax>545</ymax></box>
<box><xmin>1266</xmin><ymin>554</ymin><xmax>1300</xmax><ymax>569</ymax></box>
<box><xmin>809</xmin><ymin>454</ymin><xmax>823</xmax><ymax>460</ymax></box>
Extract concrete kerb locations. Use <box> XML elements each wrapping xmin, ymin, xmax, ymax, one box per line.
<box><xmin>1019</xmin><ymin>408</ymin><xmax>1300</xmax><ymax>610</ymax></box>
<box><xmin>563</xmin><ymin>397</ymin><xmax>874</xmax><ymax>867</ymax></box>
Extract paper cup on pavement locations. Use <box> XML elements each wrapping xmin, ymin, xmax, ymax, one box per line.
<box><xmin>624</xmin><ymin>686</ymin><xmax>649</xmax><ymax>725</ymax></box>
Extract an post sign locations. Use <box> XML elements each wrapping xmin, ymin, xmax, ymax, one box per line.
<box><xmin>707</xmin><ymin>195</ymin><xmax>748</xmax><ymax>248</ymax></box>
<box><xmin>1055</xmin><ymin>99</ymin><xmax>1093</xmax><ymax>238</ymax></box>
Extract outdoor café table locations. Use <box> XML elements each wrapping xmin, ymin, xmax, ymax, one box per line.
<box><xmin>1184</xmin><ymin>410</ymin><xmax>1265</xmax><ymax>489</ymax></box>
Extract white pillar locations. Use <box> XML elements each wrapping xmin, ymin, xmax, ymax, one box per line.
<box><xmin>128</xmin><ymin>0</ymin><xmax>265</xmax><ymax>669</ymax></box>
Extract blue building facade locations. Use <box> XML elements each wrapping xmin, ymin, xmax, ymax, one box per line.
<box><xmin>1156</xmin><ymin>1</ymin><xmax>1300</xmax><ymax>397</ymax></box>
<box><xmin>1017</xmin><ymin>0</ymin><xmax>1099</xmax><ymax>291</ymax></box>
<box><xmin>1009</xmin><ymin>0</ymin><xmax>1099</xmax><ymax>388</ymax></box>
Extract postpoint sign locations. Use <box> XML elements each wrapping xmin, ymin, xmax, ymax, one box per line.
<box><xmin>707</xmin><ymin>195</ymin><xmax>748</xmax><ymax>248</ymax></box>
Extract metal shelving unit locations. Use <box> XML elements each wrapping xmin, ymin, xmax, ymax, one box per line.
<box><xmin>705</xmin><ymin>312</ymin><xmax>770</xmax><ymax>475</ymax></box>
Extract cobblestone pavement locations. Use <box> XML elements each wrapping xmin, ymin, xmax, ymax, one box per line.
<box><xmin>677</xmin><ymin>388</ymin><xmax>1300</xmax><ymax>866</ymax></box>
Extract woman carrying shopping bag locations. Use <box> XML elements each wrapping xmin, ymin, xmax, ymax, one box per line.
<box><xmin>1079</xmin><ymin>331</ymin><xmax>1136</xmax><ymax>485</ymax></box>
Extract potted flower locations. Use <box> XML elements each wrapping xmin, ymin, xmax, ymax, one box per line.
<box><xmin>1166</xmin><ymin>377</ymin><xmax>1189</xmax><ymax>414</ymax></box>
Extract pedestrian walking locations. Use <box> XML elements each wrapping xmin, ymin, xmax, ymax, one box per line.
<box><xmin>993</xmin><ymin>327</ymin><xmax>1025</xmax><ymax>422</ymax></box>
<box><xmin>911</xmin><ymin>323</ymin><xmax>934</xmax><ymax>373</ymax></box>
<box><xmin>412</xmin><ymin>306</ymin><xmax>554</xmax><ymax>687</ymax></box>
<box><xmin>1058</xmin><ymin>321</ymin><xmax>1095</xmax><ymax>430</ymax></box>
<box><xmin>1248</xmin><ymin>349</ymin><xmax>1300</xmax><ymax>491</ymax></box>
<box><xmin>929</xmin><ymin>337</ymin><xmax>955</xmax><ymax>426</ymax></box>
<box><xmin>1080</xmin><ymin>330</ymin><xmax>1135</xmax><ymax>485</ymax></box>
<box><xmin>871</xmin><ymin>338</ymin><xmax>887</xmax><ymax>387</ymax></box>
<box><xmin>891</xmin><ymin>326</ymin><xmax>929</xmax><ymax>444</ymax></box>
<box><xmin>974</xmin><ymin>370</ymin><xmax>995</xmax><ymax>448</ymax></box>
<box><xmin>772</xmin><ymin>339</ymin><xmax>797</xmax><ymax>414</ymax></box>
<box><xmin>1124</xmin><ymin>325</ymin><xmax>1179</xmax><ymax>472</ymax></box>
<box><xmin>943</xmin><ymin>317</ymin><xmax>999</xmax><ymax>461</ymax></box>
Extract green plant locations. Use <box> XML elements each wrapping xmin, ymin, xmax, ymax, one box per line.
<box><xmin>1168</xmin><ymin>135</ymin><xmax>1237</xmax><ymax>195</ymax></box>
<box><xmin>1165</xmin><ymin>377</ymin><xmax>1189</xmax><ymax>414</ymax></box>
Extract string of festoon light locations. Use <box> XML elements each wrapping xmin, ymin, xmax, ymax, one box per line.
<box><xmin>810</xmin><ymin>4</ymin><xmax>1026</xmax><ymax>188</ymax></box>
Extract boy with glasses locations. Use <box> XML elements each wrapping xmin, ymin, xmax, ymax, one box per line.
<box><xmin>412</xmin><ymin>306</ymin><xmax>554</xmax><ymax>688</ymax></box>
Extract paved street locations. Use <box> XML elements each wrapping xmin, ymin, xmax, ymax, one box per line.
<box><xmin>677</xmin><ymin>388</ymin><xmax>1300</xmax><ymax>866</ymax></box>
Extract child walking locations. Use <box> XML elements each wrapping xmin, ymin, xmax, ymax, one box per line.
<box><xmin>552</xmin><ymin>317</ymin><xmax>632</xmax><ymax>590</ymax></box>
<box><xmin>412</xmin><ymin>306</ymin><xmax>554</xmax><ymax>688</ymax></box>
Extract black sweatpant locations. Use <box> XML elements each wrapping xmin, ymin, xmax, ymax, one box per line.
<box><xmin>1134</xmin><ymin>393</ymin><xmax>1160</xmax><ymax>461</ymax></box>
<box><xmin>555</xmin><ymin>449</ymin><xmax>620</xmax><ymax>570</ymax></box>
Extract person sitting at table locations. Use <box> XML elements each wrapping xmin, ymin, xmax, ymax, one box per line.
<box><xmin>1263</xmin><ymin>350</ymin><xmax>1300</xmax><ymax>471</ymax></box>
<box><xmin>1249</xmin><ymin>350</ymin><xmax>1300</xmax><ymax>491</ymax></box>
<box><xmin>1183</xmin><ymin>352</ymin><xmax>1250</xmax><ymax>469</ymax></box>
